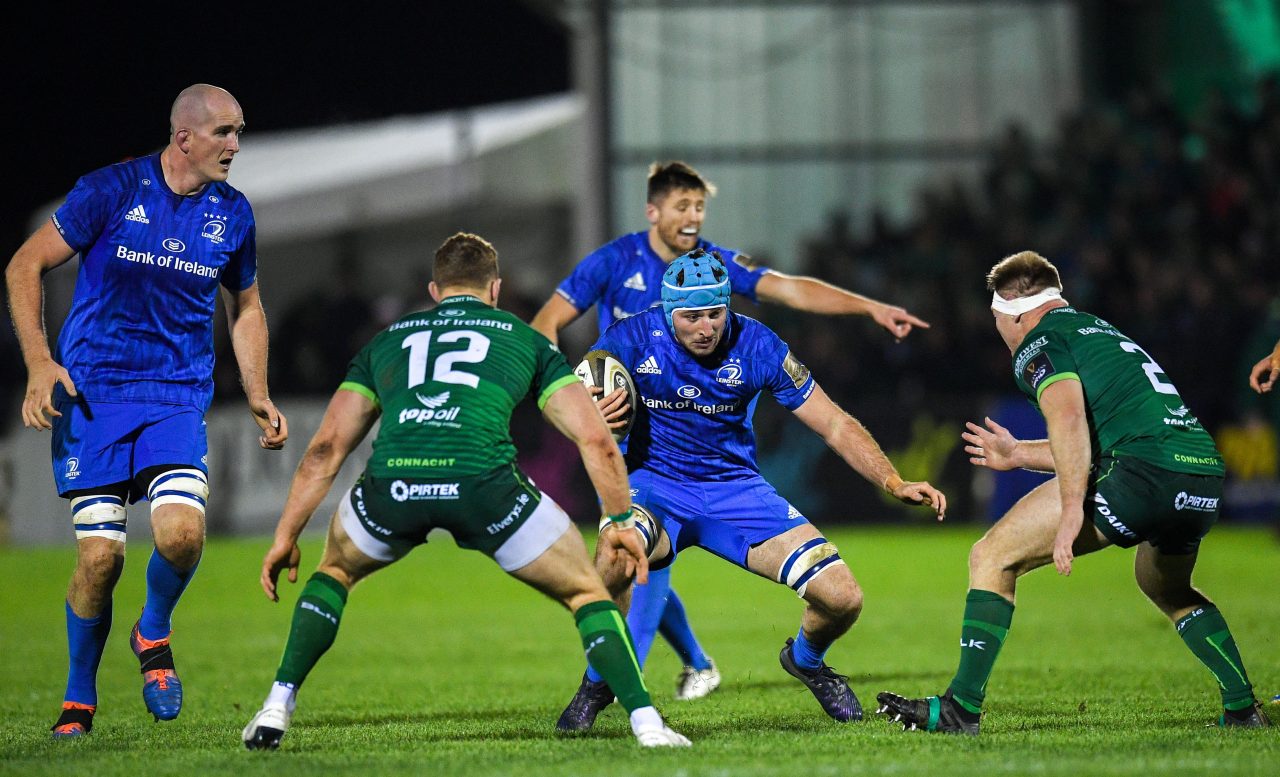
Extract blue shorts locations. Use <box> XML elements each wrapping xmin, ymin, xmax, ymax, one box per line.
<box><xmin>51</xmin><ymin>398</ymin><xmax>208</xmax><ymax>501</ymax></box>
<box><xmin>629</xmin><ymin>468</ymin><xmax>807</xmax><ymax>570</ymax></box>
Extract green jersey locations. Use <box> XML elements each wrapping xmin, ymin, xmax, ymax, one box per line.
<box><xmin>1011</xmin><ymin>306</ymin><xmax>1224</xmax><ymax>476</ymax></box>
<box><xmin>340</xmin><ymin>295</ymin><xmax>579</xmax><ymax>477</ymax></box>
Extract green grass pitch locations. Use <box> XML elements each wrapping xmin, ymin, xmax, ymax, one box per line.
<box><xmin>1</xmin><ymin>525</ymin><xmax>1277</xmax><ymax>776</ymax></box>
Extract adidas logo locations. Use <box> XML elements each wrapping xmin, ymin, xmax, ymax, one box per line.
<box><xmin>124</xmin><ymin>204</ymin><xmax>150</xmax><ymax>224</ymax></box>
<box><xmin>623</xmin><ymin>272</ymin><xmax>647</xmax><ymax>291</ymax></box>
<box><xmin>635</xmin><ymin>356</ymin><xmax>662</xmax><ymax>374</ymax></box>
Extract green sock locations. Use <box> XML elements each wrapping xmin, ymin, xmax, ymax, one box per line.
<box><xmin>1176</xmin><ymin>605</ymin><xmax>1255</xmax><ymax>710</ymax></box>
<box><xmin>575</xmin><ymin>600</ymin><xmax>652</xmax><ymax>712</ymax></box>
<box><xmin>947</xmin><ymin>589</ymin><xmax>1014</xmax><ymax>713</ymax></box>
<box><xmin>274</xmin><ymin>572</ymin><xmax>349</xmax><ymax>688</ymax></box>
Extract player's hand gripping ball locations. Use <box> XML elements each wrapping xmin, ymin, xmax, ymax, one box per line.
<box><xmin>575</xmin><ymin>349</ymin><xmax>637</xmax><ymax>442</ymax></box>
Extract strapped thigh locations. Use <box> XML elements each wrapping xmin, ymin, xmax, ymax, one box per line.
<box><xmin>778</xmin><ymin>536</ymin><xmax>845</xmax><ymax>598</ymax></box>
<box><xmin>144</xmin><ymin>467</ymin><xmax>210</xmax><ymax>515</ymax></box>
<box><xmin>68</xmin><ymin>483</ymin><xmax>130</xmax><ymax>543</ymax></box>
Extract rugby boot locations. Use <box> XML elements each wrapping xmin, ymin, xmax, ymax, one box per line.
<box><xmin>634</xmin><ymin>723</ymin><xmax>693</xmax><ymax>747</ymax></box>
<box><xmin>51</xmin><ymin>702</ymin><xmax>95</xmax><ymax>739</ymax></box>
<box><xmin>555</xmin><ymin>672</ymin><xmax>615</xmax><ymax>732</ymax></box>
<box><xmin>876</xmin><ymin>689</ymin><xmax>980</xmax><ymax>735</ymax></box>
<box><xmin>1270</xmin><ymin>693</ymin><xmax>1280</xmax><ymax>706</ymax></box>
<box><xmin>130</xmin><ymin>621</ymin><xmax>182</xmax><ymax>721</ymax></box>
<box><xmin>675</xmin><ymin>661</ymin><xmax>721</xmax><ymax>701</ymax></box>
<box><xmin>1218</xmin><ymin>701</ymin><xmax>1271</xmax><ymax>728</ymax></box>
<box><xmin>778</xmin><ymin>638</ymin><xmax>862</xmax><ymax>722</ymax></box>
<box><xmin>243</xmin><ymin>703</ymin><xmax>292</xmax><ymax>750</ymax></box>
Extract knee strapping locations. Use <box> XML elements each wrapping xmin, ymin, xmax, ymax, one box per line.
<box><xmin>778</xmin><ymin>537</ymin><xmax>845</xmax><ymax>598</ymax></box>
<box><xmin>148</xmin><ymin>469</ymin><xmax>209</xmax><ymax>514</ymax></box>
<box><xmin>71</xmin><ymin>494</ymin><xmax>127</xmax><ymax>543</ymax></box>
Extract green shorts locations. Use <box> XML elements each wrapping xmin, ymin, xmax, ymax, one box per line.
<box><xmin>1090</xmin><ymin>456</ymin><xmax>1223</xmax><ymax>555</ymax></box>
<box><xmin>337</xmin><ymin>463</ymin><xmax>571</xmax><ymax>570</ymax></box>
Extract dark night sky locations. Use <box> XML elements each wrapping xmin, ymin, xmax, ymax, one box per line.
<box><xmin>3</xmin><ymin>3</ymin><xmax>571</xmax><ymax>256</ymax></box>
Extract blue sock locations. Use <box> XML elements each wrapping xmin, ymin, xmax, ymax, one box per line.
<box><xmin>64</xmin><ymin>600</ymin><xmax>112</xmax><ymax>706</ymax></box>
<box><xmin>139</xmin><ymin>547</ymin><xmax>198</xmax><ymax>641</ymax></box>
<box><xmin>791</xmin><ymin>628</ymin><xmax>827</xmax><ymax>671</ymax></box>
<box><xmin>659</xmin><ymin>586</ymin><xmax>712</xmax><ymax>670</ymax></box>
<box><xmin>585</xmin><ymin>567</ymin><xmax>671</xmax><ymax>683</ymax></box>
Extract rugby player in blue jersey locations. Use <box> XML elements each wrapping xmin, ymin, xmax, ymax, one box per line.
<box><xmin>6</xmin><ymin>84</ymin><xmax>288</xmax><ymax>738</ymax></box>
<box><xmin>533</xmin><ymin>160</ymin><xmax>930</xmax><ymax>702</ymax></box>
<box><xmin>555</xmin><ymin>249</ymin><xmax>945</xmax><ymax>729</ymax></box>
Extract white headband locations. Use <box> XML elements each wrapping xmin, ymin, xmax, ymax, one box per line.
<box><xmin>991</xmin><ymin>287</ymin><xmax>1062</xmax><ymax>316</ymax></box>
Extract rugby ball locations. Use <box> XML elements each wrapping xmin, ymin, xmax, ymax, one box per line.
<box><xmin>574</xmin><ymin>349</ymin><xmax>637</xmax><ymax>442</ymax></box>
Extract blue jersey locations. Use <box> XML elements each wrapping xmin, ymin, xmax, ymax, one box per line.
<box><xmin>557</xmin><ymin>231</ymin><xmax>769</xmax><ymax>335</ymax></box>
<box><xmin>595</xmin><ymin>307</ymin><xmax>815</xmax><ymax>480</ymax></box>
<box><xmin>51</xmin><ymin>153</ymin><xmax>258</xmax><ymax>410</ymax></box>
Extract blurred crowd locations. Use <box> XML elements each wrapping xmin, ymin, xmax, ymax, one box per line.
<box><xmin>776</xmin><ymin>75</ymin><xmax>1280</xmax><ymax>437</ymax></box>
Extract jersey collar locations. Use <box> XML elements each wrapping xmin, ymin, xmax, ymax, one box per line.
<box><xmin>437</xmin><ymin>294</ymin><xmax>487</xmax><ymax>306</ymax></box>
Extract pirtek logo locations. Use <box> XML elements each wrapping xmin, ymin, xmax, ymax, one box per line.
<box><xmin>1173</xmin><ymin>492</ymin><xmax>1219</xmax><ymax>512</ymax></box>
<box><xmin>390</xmin><ymin>481</ymin><xmax>460</xmax><ymax>502</ymax></box>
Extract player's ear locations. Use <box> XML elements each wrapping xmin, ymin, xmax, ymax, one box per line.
<box><xmin>174</xmin><ymin>128</ymin><xmax>192</xmax><ymax>154</ymax></box>
<box><xmin>489</xmin><ymin>278</ymin><xmax>502</xmax><ymax>305</ymax></box>
<box><xmin>428</xmin><ymin>281</ymin><xmax>442</xmax><ymax>303</ymax></box>
<box><xmin>645</xmin><ymin>201</ymin><xmax>660</xmax><ymax>225</ymax></box>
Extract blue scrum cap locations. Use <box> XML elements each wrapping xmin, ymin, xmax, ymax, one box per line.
<box><xmin>661</xmin><ymin>248</ymin><xmax>730</xmax><ymax>329</ymax></box>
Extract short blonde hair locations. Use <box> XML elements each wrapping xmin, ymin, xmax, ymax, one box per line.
<box><xmin>433</xmin><ymin>232</ymin><xmax>498</xmax><ymax>288</ymax></box>
<box><xmin>986</xmin><ymin>250</ymin><xmax>1063</xmax><ymax>296</ymax></box>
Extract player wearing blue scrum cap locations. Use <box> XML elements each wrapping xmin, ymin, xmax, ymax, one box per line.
<box><xmin>534</xmin><ymin>161</ymin><xmax>930</xmax><ymax>704</ymax></box>
<box><xmin>556</xmin><ymin>249</ymin><xmax>947</xmax><ymax>730</ymax></box>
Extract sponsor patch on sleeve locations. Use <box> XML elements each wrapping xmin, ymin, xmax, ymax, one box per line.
<box><xmin>782</xmin><ymin>350</ymin><xmax>811</xmax><ymax>389</ymax></box>
<box><xmin>1023</xmin><ymin>351</ymin><xmax>1055</xmax><ymax>392</ymax></box>
<box><xmin>732</xmin><ymin>252</ymin><xmax>760</xmax><ymax>271</ymax></box>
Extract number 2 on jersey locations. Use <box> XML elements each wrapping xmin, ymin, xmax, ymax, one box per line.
<box><xmin>1119</xmin><ymin>341</ymin><xmax>1178</xmax><ymax>395</ymax></box>
<box><xmin>402</xmin><ymin>330</ymin><xmax>491</xmax><ymax>389</ymax></box>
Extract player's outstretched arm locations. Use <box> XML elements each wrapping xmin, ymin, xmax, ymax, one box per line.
<box><xmin>1039</xmin><ymin>378</ymin><xmax>1091</xmax><ymax>576</ymax></box>
<box><xmin>791</xmin><ymin>382</ymin><xmax>946</xmax><ymax>518</ymax></box>
<box><xmin>961</xmin><ymin>416</ymin><xmax>1055</xmax><ymax>472</ymax></box>
<box><xmin>261</xmin><ymin>388</ymin><xmax>379</xmax><ymax>601</ymax></box>
<box><xmin>1248</xmin><ymin>337</ymin><xmax>1280</xmax><ymax>394</ymax></box>
<box><xmin>5</xmin><ymin>222</ymin><xmax>78</xmax><ymax>430</ymax></box>
<box><xmin>541</xmin><ymin>381</ymin><xmax>648</xmax><ymax>584</ymax></box>
<box><xmin>530</xmin><ymin>294</ymin><xmax>582</xmax><ymax>347</ymax></box>
<box><xmin>223</xmin><ymin>283</ymin><xmax>288</xmax><ymax>449</ymax></box>
<box><xmin>754</xmin><ymin>271</ymin><xmax>930</xmax><ymax>340</ymax></box>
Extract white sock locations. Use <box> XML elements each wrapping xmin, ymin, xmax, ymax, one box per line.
<box><xmin>266</xmin><ymin>681</ymin><xmax>297</xmax><ymax>712</ymax></box>
<box><xmin>629</xmin><ymin>705</ymin><xmax>663</xmax><ymax>733</ymax></box>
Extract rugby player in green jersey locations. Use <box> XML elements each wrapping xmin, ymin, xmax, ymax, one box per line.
<box><xmin>242</xmin><ymin>233</ymin><xmax>689</xmax><ymax>749</ymax></box>
<box><xmin>877</xmin><ymin>250</ymin><xmax>1270</xmax><ymax>734</ymax></box>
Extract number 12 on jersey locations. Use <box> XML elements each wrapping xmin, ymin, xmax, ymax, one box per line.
<box><xmin>402</xmin><ymin>330</ymin><xmax>491</xmax><ymax>389</ymax></box>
